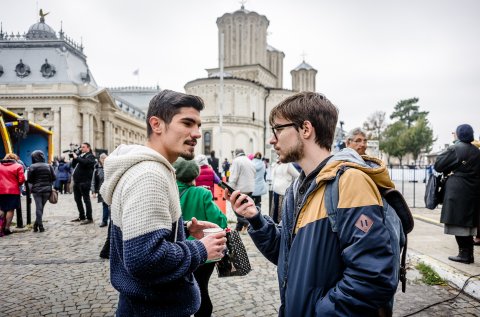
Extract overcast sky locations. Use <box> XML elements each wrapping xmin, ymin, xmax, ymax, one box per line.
<box><xmin>1</xmin><ymin>0</ymin><xmax>479</xmax><ymax>151</ymax></box>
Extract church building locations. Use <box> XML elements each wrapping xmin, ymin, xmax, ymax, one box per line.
<box><xmin>185</xmin><ymin>5</ymin><xmax>318</xmax><ymax>161</ymax></box>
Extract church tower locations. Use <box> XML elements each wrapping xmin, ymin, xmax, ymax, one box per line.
<box><xmin>216</xmin><ymin>5</ymin><xmax>269</xmax><ymax>68</ymax></box>
<box><xmin>267</xmin><ymin>45</ymin><xmax>285</xmax><ymax>88</ymax></box>
<box><xmin>291</xmin><ymin>60</ymin><xmax>317</xmax><ymax>92</ymax></box>
<box><xmin>186</xmin><ymin>6</ymin><xmax>321</xmax><ymax>163</ymax></box>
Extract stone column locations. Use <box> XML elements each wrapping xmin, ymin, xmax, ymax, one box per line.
<box><xmin>89</xmin><ymin>113</ymin><xmax>94</xmax><ymax>148</ymax></box>
<box><xmin>51</xmin><ymin>106</ymin><xmax>61</xmax><ymax>156</ymax></box>
<box><xmin>104</xmin><ymin>121</ymin><xmax>112</xmax><ymax>153</ymax></box>
<box><xmin>25</xmin><ymin>106</ymin><xmax>35</xmax><ymax>122</ymax></box>
<box><xmin>82</xmin><ymin>111</ymin><xmax>90</xmax><ymax>143</ymax></box>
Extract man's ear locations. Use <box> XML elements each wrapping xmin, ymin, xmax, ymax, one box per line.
<box><xmin>148</xmin><ymin>116</ymin><xmax>164</xmax><ymax>134</ymax></box>
<box><xmin>302</xmin><ymin>120</ymin><xmax>314</xmax><ymax>139</ymax></box>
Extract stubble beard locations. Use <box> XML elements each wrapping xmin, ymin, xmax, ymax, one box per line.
<box><xmin>180</xmin><ymin>139</ymin><xmax>197</xmax><ymax>160</ymax></box>
<box><xmin>180</xmin><ymin>151</ymin><xmax>195</xmax><ymax>160</ymax></box>
<box><xmin>280</xmin><ymin>135</ymin><xmax>304</xmax><ymax>163</ymax></box>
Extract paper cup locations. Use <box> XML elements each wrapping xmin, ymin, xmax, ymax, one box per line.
<box><xmin>203</xmin><ymin>227</ymin><xmax>224</xmax><ymax>262</ymax></box>
<box><xmin>203</xmin><ymin>227</ymin><xmax>224</xmax><ymax>237</ymax></box>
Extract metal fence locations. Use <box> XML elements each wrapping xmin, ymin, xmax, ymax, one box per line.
<box><xmin>388</xmin><ymin>167</ymin><xmax>430</xmax><ymax>208</ymax></box>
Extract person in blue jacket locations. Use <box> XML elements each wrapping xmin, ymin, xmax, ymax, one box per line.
<box><xmin>228</xmin><ymin>92</ymin><xmax>398</xmax><ymax>317</ymax></box>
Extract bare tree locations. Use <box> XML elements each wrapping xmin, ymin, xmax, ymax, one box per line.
<box><xmin>363</xmin><ymin>111</ymin><xmax>387</xmax><ymax>140</ymax></box>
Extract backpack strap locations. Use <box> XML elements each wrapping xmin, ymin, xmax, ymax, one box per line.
<box><xmin>325</xmin><ymin>166</ymin><xmax>348</xmax><ymax>232</ymax></box>
<box><xmin>400</xmin><ymin>236</ymin><xmax>408</xmax><ymax>293</ymax></box>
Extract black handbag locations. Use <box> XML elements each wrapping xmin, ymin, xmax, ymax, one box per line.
<box><xmin>424</xmin><ymin>173</ymin><xmax>447</xmax><ymax>210</ymax></box>
<box><xmin>216</xmin><ymin>228</ymin><xmax>251</xmax><ymax>277</ymax></box>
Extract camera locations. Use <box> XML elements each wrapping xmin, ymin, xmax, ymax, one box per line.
<box><xmin>62</xmin><ymin>143</ymin><xmax>81</xmax><ymax>158</ymax></box>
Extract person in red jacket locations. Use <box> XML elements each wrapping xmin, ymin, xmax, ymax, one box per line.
<box><xmin>194</xmin><ymin>154</ymin><xmax>220</xmax><ymax>197</ymax></box>
<box><xmin>0</xmin><ymin>153</ymin><xmax>25</xmax><ymax>235</ymax></box>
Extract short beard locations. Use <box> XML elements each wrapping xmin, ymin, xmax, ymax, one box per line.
<box><xmin>180</xmin><ymin>151</ymin><xmax>195</xmax><ymax>160</ymax></box>
<box><xmin>281</xmin><ymin>135</ymin><xmax>304</xmax><ymax>163</ymax></box>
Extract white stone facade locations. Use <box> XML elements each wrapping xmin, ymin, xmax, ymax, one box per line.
<box><xmin>0</xmin><ymin>83</ymin><xmax>146</xmax><ymax>156</ymax></box>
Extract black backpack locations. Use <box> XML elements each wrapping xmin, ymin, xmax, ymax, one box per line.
<box><xmin>325</xmin><ymin>166</ymin><xmax>414</xmax><ymax>292</ymax></box>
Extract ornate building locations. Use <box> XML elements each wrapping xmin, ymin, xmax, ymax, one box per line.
<box><xmin>0</xmin><ymin>12</ymin><xmax>147</xmax><ymax>157</ymax></box>
<box><xmin>185</xmin><ymin>5</ymin><xmax>318</xmax><ymax>161</ymax></box>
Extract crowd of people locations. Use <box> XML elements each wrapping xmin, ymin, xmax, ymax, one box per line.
<box><xmin>0</xmin><ymin>144</ymin><xmax>111</xmax><ymax>235</ymax></box>
<box><xmin>1</xmin><ymin>88</ymin><xmax>479</xmax><ymax>317</ymax></box>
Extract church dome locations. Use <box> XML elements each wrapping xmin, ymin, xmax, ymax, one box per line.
<box><xmin>293</xmin><ymin>61</ymin><xmax>316</xmax><ymax>71</ymax></box>
<box><xmin>233</xmin><ymin>5</ymin><xmax>251</xmax><ymax>14</ymax></box>
<box><xmin>26</xmin><ymin>19</ymin><xmax>57</xmax><ymax>40</ymax></box>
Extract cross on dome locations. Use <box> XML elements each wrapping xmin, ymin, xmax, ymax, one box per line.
<box><xmin>301</xmin><ymin>51</ymin><xmax>308</xmax><ymax>62</ymax></box>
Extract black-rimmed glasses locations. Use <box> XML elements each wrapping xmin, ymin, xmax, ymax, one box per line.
<box><xmin>271</xmin><ymin>123</ymin><xmax>297</xmax><ymax>139</ymax></box>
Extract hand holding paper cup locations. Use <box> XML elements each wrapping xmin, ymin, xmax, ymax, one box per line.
<box><xmin>201</xmin><ymin>228</ymin><xmax>227</xmax><ymax>262</ymax></box>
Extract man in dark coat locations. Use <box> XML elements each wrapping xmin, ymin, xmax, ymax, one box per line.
<box><xmin>207</xmin><ymin>150</ymin><xmax>220</xmax><ymax>179</ymax></box>
<box><xmin>71</xmin><ymin>142</ymin><xmax>96</xmax><ymax>224</ymax></box>
<box><xmin>434</xmin><ymin>124</ymin><xmax>480</xmax><ymax>264</ymax></box>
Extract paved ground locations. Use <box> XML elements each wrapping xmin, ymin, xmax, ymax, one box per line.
<box><xmin>0</xmin><ymin>193</ymin><xmax>479</xmax><ymax>316</ymax></box>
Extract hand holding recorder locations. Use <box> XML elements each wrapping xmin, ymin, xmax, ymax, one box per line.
<box><xmin>220</xmin><ymin>181</ymin><xmax>258</xmax><ymax>218</ymax></box>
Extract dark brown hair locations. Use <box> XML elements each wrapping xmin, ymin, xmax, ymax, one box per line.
<box><xmin>269</xmin><ymin>92</ymin><xmax>338</xmax><ymax>151</ymax></box>
<box><xmin>147</xmin><ymin>90</ymin><xmax>204</xmax><ymax>138</ymax></box>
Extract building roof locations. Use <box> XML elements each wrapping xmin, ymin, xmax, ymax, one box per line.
<box><xmin>0</xmin><ymin>13</ymin><xmax>96</xmax><ymax>87</ymax></box>
<box><xmin>234</xmin><ymin>4</ymin><xmax>251</xmax><ymax>14</ymax></box>
<box><xmin>267</xmin><ymin>44</ymin><xmax>283</xmax><ymax>53</ymax></box>
<box><xmin>293</xmin><ymin>61</ymin><xmax>316</xmax><ymax>71</ymax></box>
<box><xmin>108</xmin><ymin>86</ymin><xmax>161</xmax><ymax>114</ymax></box>
<box><xmin>26</xmin><ymin>19</ymin><xmax>57</xmax><ymax>40</ymax></box>
<box><xmin>217</xmin><ymin>5</ymin><xmax>269</xmax><ymax>26</ymax></box>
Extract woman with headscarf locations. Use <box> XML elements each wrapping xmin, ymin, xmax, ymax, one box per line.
<box><xmin>27</xmin><ymin>150</ymin><xmax>56</xmax><ymax>232</ymax></box>
<box><xmin>0</xmin><ymin>153</ymin><xmax>25</xmax><ymax>235</ymax></box>
<box><xmin>434</xmin><ymin>124</ymin><xmax>480</xmax><ymax>264</ymax></box>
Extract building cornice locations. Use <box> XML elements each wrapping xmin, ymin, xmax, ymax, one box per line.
<box><xmin>0</xmin><ymin>93</ymin><xmax>100</xmax><ymax>102</ymax></box>
<box><xmin>185</xmin><ymin>76</ymin><xmax>267</xmax><ymax>90</ymax></box>
<box><xmin>201</xmin><ymin>115</ymin><xmax>264</xmax><ymax>128</ymax></box>
<box><xmin>206</xmin><ymin>63</ymin><xmax>277</xmax><ymax>79</ymax></box>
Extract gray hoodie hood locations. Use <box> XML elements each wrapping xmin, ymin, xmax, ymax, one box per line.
<box><xmin>317</xmin><ymin>148</ymin><xmax>395</xmax><ymax>190</ymax></box>
<box><xmin>100</xmin><ymin>144</ymin><xmax>174</xmax><ymax>205</ymax></box>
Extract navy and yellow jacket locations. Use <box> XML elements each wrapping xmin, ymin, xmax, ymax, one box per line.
<box><xmin>247</xmin><ymin>149</ymin><xmax>398</xmax><ymax>316</ymax></box>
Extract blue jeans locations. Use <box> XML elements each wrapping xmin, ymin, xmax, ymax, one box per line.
<box><xmin>33</xmin><ymin>192</ymin><xmax>50</xmax><ymax>226</ymax></box>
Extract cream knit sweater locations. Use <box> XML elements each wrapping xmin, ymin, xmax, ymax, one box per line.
<box><xmin>100</xmin><ymin>144</ymin><xmax>207</xmax><ymax>316</ymax></box>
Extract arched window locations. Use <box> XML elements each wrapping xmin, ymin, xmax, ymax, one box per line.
<box><xmin>204</xmin><ymin>131</ymin><xmax>211</xmax><ymax>154</ymax></box>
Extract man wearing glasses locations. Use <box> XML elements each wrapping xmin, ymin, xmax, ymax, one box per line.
<box><xmin>228</xmin><ymin>92</ymin><xmax>398</xmax><ymax>316</ymax></box>
<box><xmin>345</xmin><ymin>127</ymin><xmax>368</xmax><ymax>155</ymax></box>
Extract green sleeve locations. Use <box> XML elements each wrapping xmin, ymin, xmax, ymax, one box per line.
<box><xmin>203</xmin><ymin>190</ymin><xmax>228</xmax><ymax>229</ymax></box>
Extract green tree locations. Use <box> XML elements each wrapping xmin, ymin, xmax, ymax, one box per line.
<box><xmin>404</xmin><ymin>116</ymin><xmax>436</xmax><ymax>165</ymax></box>
<box><xmin>363</xmin><ymin>110</ymin><xmax>387</xmax><ymax>140</ymax></box>
<box><xmin>380</xmin><ymin>121</ymin><xmax>408</xmax><ymax>165</ymax></box>
<box><xmin>390</xmin><ymin>98</ymin><xmax>429</xmax><ymax>128</ymax></box>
